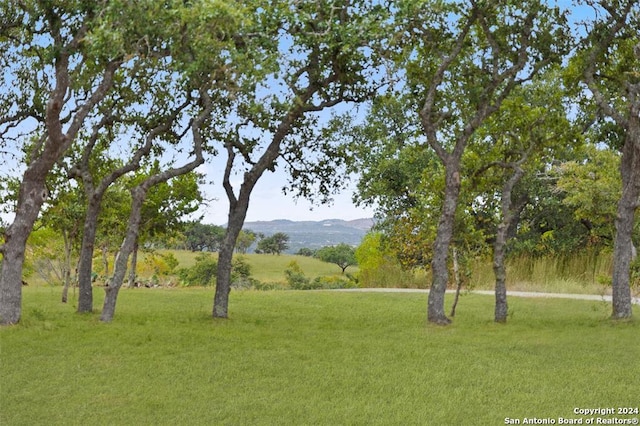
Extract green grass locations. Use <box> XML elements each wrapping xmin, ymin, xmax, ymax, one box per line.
<box><xmin>2</xmin><ymin>287</ymin><xmax>638</xmax><ymax>425</ymax></box>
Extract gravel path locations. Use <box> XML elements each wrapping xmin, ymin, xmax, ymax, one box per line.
<box><xmin>332</xmin><ymin>288</ymin><xmax>640</xmax><ymax>305</ymax></box>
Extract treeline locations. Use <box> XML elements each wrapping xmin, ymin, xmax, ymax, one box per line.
<box><xmin>1</xmin><ymin>0</ymin><xmax>639</xmax><ymax>325</ymax></box>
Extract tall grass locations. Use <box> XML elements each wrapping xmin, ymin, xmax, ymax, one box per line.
<box><xmin>24</xmin><ymin>247</ymin><xmax>627</xmax><ymax>296</ymax></box>
<box><xmin>1</xmin><ymin>287</ymin><xmax>638</xmax><ymax>425</ymax></box>
<box><xmin>469</xmin><ymin>250</ymin><xmax>617</xmax><ymax>295</ymax></box>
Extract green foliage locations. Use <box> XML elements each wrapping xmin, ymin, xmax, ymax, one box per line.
<box><xmin>183</xmin><ymin>222</ymin><xmax>225</xmax><ymax>252</ymax></box>
<box><xmin>315</xmin><ymin>243</ymin><xmax>357</xmax><ymax>274</ymax></box>
<box><xmin>230</xmin><ymin>256</ymin><xmax>256</xmax><ymax>289</ymax></box>
<box><xmin>355</xmin><ymin>233</ymin><xmax>425</xmax><ymax>288</ymax></box>
<box><xmin>178</xmin><ymin>253</ymin><xmax>217</xmax><ymax>287</ymax></box>
<box><xmin>310</xmin><ymin>274</ymin><xmax>356</xmax><ymax>290</ymax></box>
<box><xmin>139</xmin><ymin>171</ymin><xmax>205</xmax><ymax>244</ymax></box>
<box><xmin>235</xmin><ymin>230</ymin><xmax>256</xmax><ymax>254</ymax></box>
<box><xmin>554</xmin><ymin>145</ymin><xmax>622</xmax><ymax>245</ymax></box>
<box><xmin>256</xmin><ymin>232</ymin><xmax>289</xmax><ymax>255</ymax></box>
<box><xmin>141</xmin><ymin>251</ymin><xmax>179</xmax><ymax>278</ymax></box>
<box><xmin>284</xmin><ymin>258</ymin><xmax>356</xmax><ymax>290</ymax></box>
<box><xmin>284</xmin><ymin>261</ymin><xmax>311</xmax><ymax>290</ymax></box>
<box><xmin>296</xmin><ymin>247</ymin><xmax>316</xmax><ymax>257</ymax></box>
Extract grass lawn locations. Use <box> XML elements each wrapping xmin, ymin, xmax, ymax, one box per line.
<box><xmin>1</xmin><ymin>287</ymin><xmax>639</xmax><ymax>425</ymax></box>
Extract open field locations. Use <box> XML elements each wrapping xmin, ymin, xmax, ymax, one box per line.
<box><xmin>78</xmin><ymin>249</ymin><xmax>625</xmax><ymax>296</ymax></box>
<box><xmin>133</xmin><ymin>250</ymin><xmax>354</xmax><ymax>284</ymax></box>
<box><xmin>1</xmin><ymin>287</ymin><xmax>638</xmax><ymax>425</ymax></box>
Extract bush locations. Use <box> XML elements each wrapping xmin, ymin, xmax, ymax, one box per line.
<box><xmin>311</xmin><ymin>275</ymin><xmax>356</xmax><ymax>289</ymax></box>
<box><xmin>285</xmin><ymin>261</ymin><xmax>313</xmax><ymax>289</ymax></box>
<box><xmin>230</xmin><ymin>256</ymin><xmax>258</xmax><ymax>289</ymax></box>
<box><xmin>178</xmin><ymin>253</ymin><xmax>217</xmax><ymax>287</ymax></box>
<box><xmin>142</xmin><ymin>251</ymin><xmax>179</xmax><ymax>277</ymax></box>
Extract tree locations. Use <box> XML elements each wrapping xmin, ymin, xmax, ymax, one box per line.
<box><xmin>256</xmin><ymin>233</ymin><xmax>290</xmax><ymax>255</ymax></box>
<box><xmin>183</xmin><ymin>223</ymin><xmax>226</xmax><ymax>252</ymax></box>
<box><xmin>39</xmin><ymin>172</ymin><xmax>85</xmax><ymax>303</ymax></box>
<box><xmin>315</xmin><ymin>244</ymin><xmax>357</xmax><ymax>274</ymax></box>
<box><xmin>69</xmin><ymin>111</ymin><xmax>186</xmax><ymax>313</ymax></box>
<box><xmin>100</xmin><ymin>94</ymin><xmax>209</xmax><ymax>322</ymax></box>
<box><xmin>471</xmin><ymin>70</ymin><xmax>579</xmax><ymax>323</ymax></box>
<box><xmin>211</xmin><ymin>0</ymin><xmax>387</xmax><ymax>318</ymax></box>
<box><xmin>235</xmin><ymin>230</ymin><xmax>256</xmax><ymax>254</ymax></box>
<box><xmin>127</xmin><ymin>170</ymin><xmax>204</xmax><ymax>287</ymax></box>
<box><xmin>390</xmin><ymin>0</ymin><xmax>570</xmax><ymax>324</ymax></box>
<box><xmin>0</xmin><ymin>1</ymin><xmax>153</xmax><ymax>324</ymax></box>
<box><xmin>572</xmin><ymin>0</ymin><xmax>640</xmax><ymax>319</ymax></box>
<box><xmin>554</xmin><ymin>145</ymin><xmax>621</xmax><ymax>246</ymax></box>
<box><xmin>296</xmin><ymin>248</ymin><xmax>316</xmax><ymax>257</ymax></box>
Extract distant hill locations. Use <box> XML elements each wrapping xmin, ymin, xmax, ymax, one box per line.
<box><xmin>243</xmin><ymin>218</ymin><xmax>374</xmax><ymax>253</ymax></box>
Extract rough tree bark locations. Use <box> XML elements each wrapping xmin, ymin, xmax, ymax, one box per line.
<box><xmin>1</xmin><ymin>160</ymin><xmax>54</xmax><ymax>324</ymax></box>
<box><xmin>71</xmin><ymin>131</ymin><xmax>156</xmax><ymax>313</ymax></box>
<box><xmin>610</xmin><ymin>124</ymin><xmax>640</xmax><ymax>319</ymax></box>
<box><xmin>0</xmin><ymin>19</ymin><xmax>120</xmax><ymax>324</ymax></box>
<box><xmin>427</xmin><ymin>166</ymin><xmax>461</xmax><ymax>324</ymax></box>
<box><xmin>100</xmin><ymin>98</ymin><xmax>208</xmax><ymax>322</ymax></box>
<box><xmin>60</xmin><ymin>229</ymin><xmax>75</xmax><ymax>303</ymax></box>
<box><xmin>213</xmin><ymin>116</ymin><xmax>295</xmax><ymax>318</ymax></box>
<box><xmin>127</xmin><ymin>240</ymin><xmax>139</xmax><ymax>288</ymax></box>
<box><xmin>493</xmin><ymin>161</ymin><xmax>527</xmax><ymax>323</ymax></box>
<box><xmin>417</xmin><ymin>3</ymin><xmax>560</xmax><ymax>324</ymax></box>
<box><xmin>581</xmin><ymin>4</ymin><xmax>639</xmax><ymax>319</ymax></box>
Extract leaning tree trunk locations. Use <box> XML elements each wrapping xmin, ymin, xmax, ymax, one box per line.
<box><xmin>100</xmin><ymin>192</ymin><xmax>144</xmax><ymax>322</ymax></box>
<box><xmin>100</xmin><ymin>100</ymin><xmax>207</xmax><ymax>321</ymax></box>
<box><xmin>611</xmin><ymin>132</ymin><xmax>640</xmax><ymax>320</ymax></box>
<box><xmin>428</xmin><ymin>166</ymin><xmax>461</xmax><ymax>325</ymax></box>
<box><xmin>127</xmin><ymin>239</ymin><xmax>139</xmax><ymax>288</ymax></box>
<box><xmin>0</xmin><ymin>164</ymin><xmax>53</xmax><ymax>324</ymax></box>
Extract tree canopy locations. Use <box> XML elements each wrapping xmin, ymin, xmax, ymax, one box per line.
<box><xmin>315</xmin><ymin>244</ymin><xmax>357</xmax><ymax>274</ymax></box>
<box><xmin>1</xmin><ymin>0</ymin><xmax>638</xmax><ymax>325</ymax></box>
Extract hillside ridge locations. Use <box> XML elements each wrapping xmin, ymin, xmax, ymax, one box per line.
<box><xmin>243</xmin><ymin>218</ymin><xmax>374</xmax><ymax>252</ymax></box>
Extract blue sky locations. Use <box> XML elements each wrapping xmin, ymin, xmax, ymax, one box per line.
<box><xmin>195</xmin><ymin>152</ymin><xmax>376</xmax><ymax>225</ymax></box>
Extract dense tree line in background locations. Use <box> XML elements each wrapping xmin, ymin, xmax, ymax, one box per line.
<box><xmin>1</xmin><ymin>0</ymin><xmax>638</xmax><ymax>325</ymax></box>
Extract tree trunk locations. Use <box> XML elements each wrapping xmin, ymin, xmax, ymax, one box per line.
<box><xmin>100</xmin><ymin>111</ymin><xmax>206</xmax><ymax>321</ymax></box>
<box><xmin>100</xmin><ymin>193</ymin><xmax>144</xmax><ymax>322</ymax></box>
<box><xmin>213</xmin><ymin>205</ymin><xmax>247</xmax><ymax>318</ymax></box>
<box><xmin>494</xmin><ymin>163</ymin><xmax>526</xmax><ymax>323</ymax></box>
<box><xmin>0</xmin><ymin>164</ymin><xmax>53</xmax><ymax>324</ymax></box>
<box><xmin>428</xmin><ymin>166</ymin><xmax>461</xmax><ymax>325</ymax></box>
<box><xmin>449</xmin><ymin>247</ymin><xmax>462</xmax><ymax>318</ymax></box>
<box><xmin>61</xmin><ymin>230</ymin><xmax>73</xmax><ymax>303</ymax></box>
<box><xmin>611</xmin><ymin>130</ymin><xmax>640</xmax><ymax>320</ymax></box>
<box><xmin>127</xmin><ymin>239</ymin><xmax>138</xmax><ymax>288</ymax></box>
<box><xmin>493</xmin><ymin>221</ymin><xmax>509</xmax><ymax>323</ymax></box>
<box><xmin>76</xmin><ymin>198</ymin><xmax>102</xmax><ymax>313</ymax></box>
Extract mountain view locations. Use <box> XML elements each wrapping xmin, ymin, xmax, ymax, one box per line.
<box><xmin>243</xmin><ymin>218</ymin><xmax>374</xmax><ymax>253</ymax></box>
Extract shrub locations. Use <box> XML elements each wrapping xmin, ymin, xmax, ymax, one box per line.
<box><xmin>142</xmin><ymin>251</ymin><xmax>180</xmax><ymax>277</ymax></box>
<box><xmin>285</xmin><ymin>261</ymin><xmax>312</xmax><ymax>289</ymax></box>
<box><xmin>311</xmin><ymin>275</ymin><xmax>356</xmax><ymax>289</ymax></box>
<box><xmin>178</xmin><ymin>253</ymin><xmax>217</xmax><ymax>287</ymax></box>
